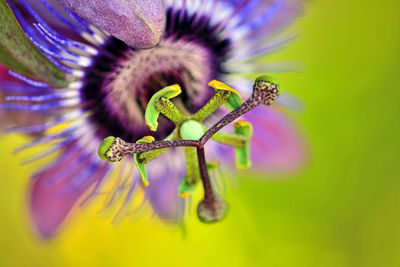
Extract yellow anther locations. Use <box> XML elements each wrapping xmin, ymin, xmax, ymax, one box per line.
<box><xmin>208</xmin><ymin>80</ymin><xmax>242</xmax><ymax>110</ymax></box>
<box><xmin>208</xmin><ymin>80</ymin><xmax>238</xmax><ymax>94</ymax></box>
<box><xmin>179</xmin><ymin>192</ymin><xmax>189</xmax><ymax>198</ymax></box>
<box><xmin>234</xmin><ymin>120</ymin><xmax>249</xmax><ymax>127</ymax></box>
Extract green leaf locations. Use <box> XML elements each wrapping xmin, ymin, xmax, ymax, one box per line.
<box><xmin>145</xmin><ymin>84</ymin><xmax>181</xmax><ymax>131</ymax></box>
<box><xmin>0</xmin><ymin>0</ymin><xmax>68</xmax><ymax>87</ymax></box>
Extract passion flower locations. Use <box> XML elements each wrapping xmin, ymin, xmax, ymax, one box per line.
<box><xmin>0</xmin><ymin>0</ymin><xmax>305</xmax><ymax>237</ymax></box>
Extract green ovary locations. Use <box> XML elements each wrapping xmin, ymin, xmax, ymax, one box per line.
<box><xmin>180</xmin><ymin>120</ymin><xmax>204</xmax><ymax>140</ymax></box>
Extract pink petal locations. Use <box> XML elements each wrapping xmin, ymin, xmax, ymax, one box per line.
<box><xmin>58</xmin><ymin>0</ymin><xmax>166</xmax><ymax>48</ymax></box>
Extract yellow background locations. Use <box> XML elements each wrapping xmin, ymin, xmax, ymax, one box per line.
<box><xmin>1</xmin><ymin>0</ymin><xmax>400</xmax><ymax>266</ymax></box>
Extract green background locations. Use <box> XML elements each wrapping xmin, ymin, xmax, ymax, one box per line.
<box><xmin>1</xmin><ymin>0</ymin><xmax>399</xmax><ymax>266</ymax></box>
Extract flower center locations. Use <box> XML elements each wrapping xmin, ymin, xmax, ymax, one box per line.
<box><xmin>82</xmin><ymin>9</ymin><xmax>231</xmax><ymax>142</ymax></box>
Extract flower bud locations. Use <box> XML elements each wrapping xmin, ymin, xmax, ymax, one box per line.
<box><xmin>58</xmin><ymin>0</ymin><xmax>166</xmax><ymax>48</ymax></box>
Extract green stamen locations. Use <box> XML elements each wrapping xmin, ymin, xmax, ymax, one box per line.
<box><xmin>145</xmin><ymin>84</ymin><xmax>182</xmax><ymax>131</ymax></box>
<box><xmin>191</xmin><ymin>89</ymin><xmax>230</xmax><ymax>121</ymax></box>
<box><xmin>191</xmin><ymin>80</ymin><xmax>243</xmax><ymax>121</ymax></box>
<box><xmin>208</xmin><ymin>80</ymin><xmax>243</xmax><ymax>110</ymax></box>
<box><xmin>233</xmin><ymin>120</ymin><xmax>253</xmax><ymax>169</ymax></box>
<box><xmin>179</xmin><ymin>147</ymin><xmax>201</xmax><ymax>198</ymax></box>
<box><xmin>211</xmin><ymin>131</ymin><xmax>247</xmax><ymax>147</ymax></box>
<box><xmin>138</xmin><ymin>129</ymin><xmax>179</xmax><ymax>164</ymax></box>
<box><xmin>155</xmin><ymin>97</ymin><xmax>187</xmax><ymax>125</ymax></box>
<box><xmin>134</xmin><ymin>136</ymin><xmax>155</xmax><ymax>186</ymax></box>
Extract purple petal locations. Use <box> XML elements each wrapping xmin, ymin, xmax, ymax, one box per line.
<box><xmin>231</xmin><ymin>0</ymin><xmax>303</xmax><ymax>36</ymax></box>
<box><xmin>29</xmin><ymin>145</ymin><xmax>108</xmax><ymax>237</ymax></box>
<box><xmin>145</xmin><ymin>150</ymin><xmax>186</xmax><ymax>223</ymax></box>
<box><xmin>0</xmin><ymin>65</ymin><xmax>49</xmax><ymax>134</ymax></box>
<box><xmin>246</xmin><ymin>106</ymin><xmax>307</xmax><ymax>173</ymax></box>
<box><xmin>216</xmin><ymin>106</ymin><xmax>307</xmax><ymax>174</ymax></box>
<box><xmin>58</xmin><ymin>0</ymin><xmax>166</xmax><ymax>48</ymax></box>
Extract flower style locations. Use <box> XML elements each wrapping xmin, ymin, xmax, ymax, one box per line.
<box><xmin>0</xmin><ymin>0</ymin><xmax>305</xmax><ymax>237</ymax></box>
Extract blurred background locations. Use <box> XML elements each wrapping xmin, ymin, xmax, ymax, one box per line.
<box><xmin>1</xmin><ymin>0</ymin><xmax>399</xmax><ymax>266</ymax></box>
